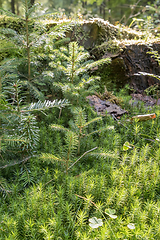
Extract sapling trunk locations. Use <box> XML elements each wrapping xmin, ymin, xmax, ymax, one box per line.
<box><xmin>66</xmin><ymin>135</ymin><xmax>73</xmax><ymax>174</ymax></box>
<box><xmin>25</xmin><ymin>0</ymin><xmax>31</xmax><ymax>82</ymax></box>
<box><xmin>71</xmin><ymin>42</ymin><xmax>75</xmax><ymax>84</ymax></box>
<box><xmin>14</xmin><ymin>83</ymin><xmax>20</xmax><ymax>113</ymax></box>
<box><xmin>78</xmin><ymin>137</ymin><xmax>81</xmax><ymax>155</ymax></box>
<box><xmin>78</xmin><ymin>128</ymin><xmax>82</xmax><ymax>155</ymax></box>
<box><xmin>0</xmin><ymin>77</ymin><xmax>1</xmax><ymax>158</ymax></box>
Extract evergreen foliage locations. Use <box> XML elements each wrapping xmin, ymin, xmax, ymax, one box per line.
<box><xmin>50</xmin><ymin>41</ymin><xmax>111</xmax><ymax>105</ymax></box>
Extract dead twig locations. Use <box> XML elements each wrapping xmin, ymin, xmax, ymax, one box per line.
<box><xmin>66</xmin><ymin>147</ymin><xmax>98</xmax><ymax>172</ymax></box>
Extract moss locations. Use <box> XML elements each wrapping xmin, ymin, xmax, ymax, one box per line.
<box><xmin>0</xmin><ymin>15</ymin><xmax>35</xmax><ymax>34</ymax></box>
<box><xmin>0</xmin><ymin>16</ymin><xmax>25</xmax><ymax>33</ymax></box>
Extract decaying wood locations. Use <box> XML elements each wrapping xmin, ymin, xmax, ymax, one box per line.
<box><xmin>1</xmin><ymin>16</ymin><xmax>160</xmax><ymax>91</ymax></box>
<box><xmin>86</xmin><ymin>95</ymin><xmax>128</xmax><ymax>117</ymax></box>
<box><xmin>130</xmin><ymin>93</ymin><xmax>160</xmax><ymax>106</ymax></box>
<box><xmin>97</xmin><ymin>40</ymin><xmax>160</xmax><ymax>91</ymax></box>
<box><xmin>131</xmin><ymin>113</ymin><xmax>156</xmax><ymax>122</ymax></box>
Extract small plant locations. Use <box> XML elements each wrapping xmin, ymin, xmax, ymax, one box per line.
<box><xmin>0</xmin><ymin>79</ymin><xmax>69</xmax><ymax>167</ymax></box>
<box><xmin>50</xmin><ymin>41</ymin><xmax>111</xmax><ymax>105</ymax></box>
<box><xmin>0</xmin><ymin>1</ymin><xmax>72</xmax><ymax>102</ymax></box>
<box><xmin>50</xmin><ymin>107</ymin><xmax>110</xmax><ymax>155</ymax></box>
<box><xmin>0</xmin><ymin>0</ymin><xmax>45</xmax><ymax>101</ymax></box>
<box><xmin>105</xmin><ymin>208</ymin><xmax>117</xmax><ymax>219</ymax></box>
<box><xmin>41</xmin><ymin>130</ymin><xmax>79</xmax><ymax>174</ymax></box>
<box><xmin>89</xmin><ymin>217</ymin><xmax>103</xmax><ymax>228</ymax></box>
<box><xmin>40</xmin><ymin>107</ymin><xmax>115</xmax><ymax>173</ymax></box>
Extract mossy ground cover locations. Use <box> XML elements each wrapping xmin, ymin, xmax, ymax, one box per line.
<box><xmin>0</xmin><ymin>100</ymin><xmax>160</xmax><ymax>240</ymax></box>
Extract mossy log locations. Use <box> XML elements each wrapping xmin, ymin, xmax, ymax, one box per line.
<box><xmin>0</xmin><ymin>15</ymin><xmax>25</xmax><ymax>33</ymax></box>
<box><xmin>97</xmin><ymin>39</ymin><xmax>160</xmax><ymax>91</ymax></box>
<box><xmin>1</xmin><ymin>16</ymin><xmax>160</xmax><ymax>91</ymax></box>
<box><xmin>43</xmin><ymin>18</ymin><xmax>145</xmax><ymax>49</ymax></box>
<box><xmin>44</xmin><ymin>18</ymin><xmax>160</xmax><ymax>91</ymax></box>
<box><xmin>119</xmin><ymin>41</ymin><xmax>160</xmax><ymax>91</ymax></box>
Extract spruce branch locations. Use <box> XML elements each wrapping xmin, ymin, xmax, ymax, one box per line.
<box><xmin>50</xmin><ymin>124</ymin><xmax>69</xmax><ymax>132</ymax></box>
<box><xmin>23</xmin><ymin>99</ymin><xmax>69</xmax><ymax>112</ymax></box>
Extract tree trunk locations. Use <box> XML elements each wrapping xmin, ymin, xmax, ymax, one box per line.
<box><xmin>11</xmin><ymin>0</ymin><xmax>15</xmax><ymax>14</ymax></box>
<box><xmin>30</xmin><ymin>0</ymin><xmax>35</xmax><ymax>6</ymax></box>
<box><xmin>16</xmin><ymin>1</ymin><xmax>20</xmax><ymax>15</ymax></box>
<box><xmin>82</xmin><ymin>1</ymin><xmax>87</xmax><ymax>8</ymax></box>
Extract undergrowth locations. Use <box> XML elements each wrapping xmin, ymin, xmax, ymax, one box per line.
<box><xmin>0</xmin><ymin>102</ymin><xmax>159</xmax><ymax>240</ymax></box>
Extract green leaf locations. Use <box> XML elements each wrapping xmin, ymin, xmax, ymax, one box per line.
<box><xmin>127</xmin><ymin>223</ymin><xmax>135</xmax><ymax>230</ymax></box>
<box><xmin>89</xmin><ymin>217</ymin><xmax>103</xmax><ymax>228</ymax></box>
<box><xmin>105</xmin><ymin>209</ymin><xmax>117</xmax><ymax>219</ymax></box>
<box><xmin>123</xmin><ymin>142</ymin><xmax>132</xmax><ymax>151</ymax></box>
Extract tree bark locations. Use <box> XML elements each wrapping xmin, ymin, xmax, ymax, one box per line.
<box><xmin>30</xmin><ymin>0</ymin><xmax>35</xmax><ymax>6</ymax></box>
<box><xmin>82</xmin><ymin>1</ymin><xmax>87</xmax><ymax>8</ymax></box>
<box><xmin>11</xmin><ymin>0</ymin><xmax>15</xmax><ymax>14</ymax></box>
<box><xmin>16</xmin><ymin>1</ymin><xmax>20</xmax><ymax>15</ymax></box>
